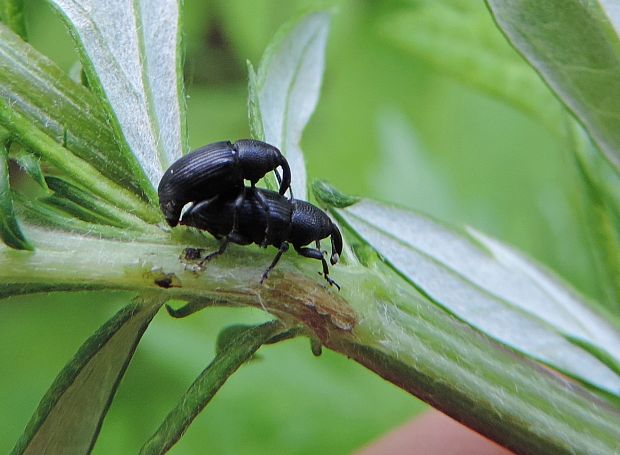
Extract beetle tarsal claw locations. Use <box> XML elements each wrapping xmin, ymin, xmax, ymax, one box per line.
<box><xmin>180</xmin><ymin>247</ymin><xmax>203</xmax><ymax>261</ymax></box>
<box><xmin>184</xmin><ymin>263</ymin><xmax>203</xmax><ymax>273</ymax></box>
<box><xmin>326</xmin><ymin>275</ymin><xmax>341</xmax><ymax>291</ymax></box>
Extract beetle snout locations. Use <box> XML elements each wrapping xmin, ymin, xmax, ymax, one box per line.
<box><xmin>160</xmin><ymin>200</ymin><xmax>181</xmax><ymax>227</ymax></box>
<box><xmin>278</xmin><ymin>156</ymin><xmax>292</xmax><ymax>196</ymax></box>
<box><xmin>330</xmin><ymin>224</ymin><xmax>343</xmax><ymax>265</ymax></box>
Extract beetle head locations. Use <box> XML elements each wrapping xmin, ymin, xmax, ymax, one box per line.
<box><xmin>159</xmin><ymin>199</ymin><xmax>182</xmax><ymax>227</ymax></box>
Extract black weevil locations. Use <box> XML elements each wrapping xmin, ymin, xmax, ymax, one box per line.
<box><xmin>158</xmin><ymin>139</ymin><xmax>291</xmax><ymax>227</ymax></box>
<box><xmin>180</xmin><ymin>187</ymin><xmax>343</xmax><ymax>289</ymax></box>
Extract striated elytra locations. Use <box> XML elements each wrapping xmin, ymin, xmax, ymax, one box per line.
<box><xmin>158</xmin><ymin>139</ymin><xmax>291</xmax><ymax>227</ymax></box>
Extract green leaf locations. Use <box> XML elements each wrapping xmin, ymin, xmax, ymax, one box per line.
<box><xmin>44</xmin><ymin>176</ymin><xmax>160</xmax><ymax>233</ymax></box>
<box><xmin>378</xmin><ymin>2</ymin><xmax>566</xmax><ymax>137</ymax></box>
<box><xmin>0</xmin><ymin>0</ymin><xmax>27</xmax><ymax>39</ymax></box>
<box><xmin>252</xmin><ymin>11</ymin><xmax>331</xmax><ymax>200</ymax></box>
<box><xmin>324</xmin><ymin>188</ymin><xmax>620</xmax><ymax>395</ymax></box>
<box><xmin>487</xmin><ymin>0</ymin><xmax>620</xmax><ymax>173</ymax></box>
<box><xmin>0</xmin><ymin>102</ymin><xmax>161</xmax><ymax>223</ymax></box>
<box><xmin>11</xmin><ymin>147</ymin><xmax>49</xmax><ymax>193</ymax></box>
<box><xmin>11</xmin><ymin>297</ymin><xmax>163</xmax><ymax>455</ymax></box>
<box><xmin>0</xmin><ymin>138</ymin><xmax>31</xmax><ymax>250</ymax></box>
<box><xmin>215</xmin><ymin>323</ymin><xmax>260</xmax><ymax>355</ymax></box>
<box><xmin>140</xmin><ymin>321</ymin><xmax>283</xmax><ymax>455</ymax></box>
<box><xmin>246</xmin><ymin>61</ymin><xmax>264</xmax><ymax>141</ymax></box>
<box><xmin>313</xmin><ymin>179</ymin><xmax>359</xmax><ymax>208</ymax></box>
<box><xmin>0</xmin><ymin>23</ymin><xmax>151</xmax><ymax>200</ymax></box>
<box><xmin>48</xmin><ymin>0</ymin><xmax>187</xmax><ymax>189</ymax></box>
<box><xmin>15</xmin><ymin>194</ymin><xmax>165</xmax><ymax>242</ymax></box>
<box><xmin>570</xmin><ymin>125</ymin><xmax>620</xmax><ymax>313</ymax></box>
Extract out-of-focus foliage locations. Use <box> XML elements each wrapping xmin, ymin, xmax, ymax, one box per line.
<box><xmin>0</xmin><ymin>0</ymin><xmax>606</xmax><ymax>453</ymax></box>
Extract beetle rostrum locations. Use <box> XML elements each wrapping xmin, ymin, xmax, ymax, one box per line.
<box><xmin>158</xmin><ymin>139</ymin><xmax>291</xmax><ymax>227</ymax></box>
<box><xmin>180</xmin><ymin>187</ymin><xmax>343</xmax><ymax>289</ymax></box>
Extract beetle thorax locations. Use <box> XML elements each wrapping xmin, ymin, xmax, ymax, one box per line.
<box><xmin>235</xmin><ymin>140</ymin><xmax>280</xmax><ymax>182</ymax></box>
<box><xmin>289</xmin><ymin>200</ymin><xmax>332</xmax><ymax>247</ymax></box>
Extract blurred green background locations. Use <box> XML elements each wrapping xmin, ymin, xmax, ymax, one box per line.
<box><xmin>0</xmin><ymin>0</ymin><xmax>597</xmax><ymax>453</ymax></box>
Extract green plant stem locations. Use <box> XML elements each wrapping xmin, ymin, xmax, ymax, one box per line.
<box><xmin>0</xmin><ymin>103</ymin><xmax>160</xmax><ymax>222</ymax></box>
<box><xmin>330</xmin><ymin>306</ymin><xmax>620</xmax><ymax>455</ymax></box>
<box><xmin>2</xmin><ymin>227</ymin><xmax>620</xmax><ymax>454</ymax></box>
<box><xmin>140</xmin><ymin>321</ymin><xmax>284</xmax><ymax>455</ymax></box>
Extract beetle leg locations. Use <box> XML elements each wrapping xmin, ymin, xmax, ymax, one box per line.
<box><xmin>252</xmin><ymin>184</ymin><xmax>271</xmax><ymax>248</ymax></box>
<box><xmin>315</xmin><ymin>240</ymin><xmax>328</xmax><ymax>258</ymax></box>
<box><xmin>294</xmin><ymin>245</ymin><xmax>341</xmax><ymax>290</ymax></box>
<box><xmin>198</xmin><ymin>237</ymin><xmax>230</xmax><ymax>267</ymax></box>
<box><xmin>231</xmin><ymin>191</ymin><xmax>245</xmax><ymax>235</ymax></box>
<box><xmin>273</xmin><ymin>169</ymin><xmax>294</xmax><ymax>199</ymax></box>
<box><xmin>274</xmin><ymin>169</ymin><xmax>282</xmax><ymax>185</ymax></box>
<box><xmin>260</xmin><ymin>242</ymin><xmax>289</xmax><ymax>284</ymax></box>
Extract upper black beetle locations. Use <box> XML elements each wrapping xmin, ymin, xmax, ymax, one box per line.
<box><xmin>158</xmin><ymin>139</ymin><xmax>291</xmax><ymax>227</ymax></box>
<box><xmin>180</xmin><ymin>187</ymin><xmax>343</xmax><ymax>289</ymax></box>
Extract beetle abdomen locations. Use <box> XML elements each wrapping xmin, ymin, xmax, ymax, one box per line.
<box><xmin>237</xmin><ymin>189</ymin><xmax>293</xmax><ymax>246</ymax></box>
<box><xmin>180</xmin><ymin>196</ymin><xmax>234</xmax><ymax>238</ymax></box>
<box><xmin>158</xmin><ymin>142</ymin><xmax>240</xmax><ymax>199</ymax></box>
<box><xmin>158</xmin><ymin>142</ymin><xmax>241</xmax><ymax>226</ymax></box>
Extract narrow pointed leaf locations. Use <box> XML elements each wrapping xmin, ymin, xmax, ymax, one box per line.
<box><xmin>252</xmin><ymin>12</ymin><xmax>331</xmax><ymax>200</ymax></box>
<box><xmin>15</xmin><ymin>194</ymin><xmax>165</xmax><ymax>242</ymax></box>
<box><xmin>140</xmin><ymin>321</ymin><xmax>283</xmax><ymax>455</ymax></box>
<box><xmin>247</xmin><ymin>61</ymin><xmax>264</xmax><ymax>142</ymax></box>
<box><xmin>487</xmin><ymin>0</ymin><xmax>620</xmax><ymax>173</ymax></box>
<box><xmin>0</xmin><ymin>23</ymin><xmax>151</xmax><ymax>199</ymax></box>
<box><xmin>11</xmin><ymin>298</ymin><xmax>163</xmax><ymax>455</ymax></box>
<box><xmin>0</xmin><ymin>102</ymin><xmax>160</xmax><ymax>222</ymax></box>
<box><xmin>48</xmin><ymin>0</ymin><xmax>186</xmax><ymax>188</ymax></box>
<box><xmin>45</xmin><ymin>176</ymin><xmax>160</xmax><ymax>232</ymax></box>
<box><xmin>11</xmin><ymin>148</ymin><xmax>49</xmax><ymax>193</ymax></box>
<box><xmin>571</xmin><ymin>128</ymin><xmax>620</xmax><ymax>312</ymax></box>
<box><xmin>329</xmin><ymin>193</ymin><xmax>620</xmax><ymax>395</ymax></box>
<box><xmin>379</xmin><ymin>3</ymin><xmax>566</xmax><ymax>137</ymax></box>
<box><xmin>0</xmin><ymin>137</ymin><xmax>31</xmax><ymax>250</ymax></box>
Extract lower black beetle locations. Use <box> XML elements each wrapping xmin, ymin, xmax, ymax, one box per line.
<box><xmin>180</xmin><ymin>187</ymin><xmax>343</xmax><ymax>289</ymax></box>
<box><xmin>158</xmin><ymin>139</ymin><xmax>291</xmax><ymax>227</ymax></box>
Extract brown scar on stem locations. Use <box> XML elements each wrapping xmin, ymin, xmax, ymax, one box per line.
<box><xmin>164</xmin><ymin>272</ymin><xmax>357</xmax><ymax>343</ymax></box>
<box><xmin>256</xmin><ymin>274</ymin><xmax>357</xmax><ymax>343</ymax></box>
<box><xmin>151</xmin><ymin>270</ymin><xmax>182</xmax><ymax>289</ymax></box>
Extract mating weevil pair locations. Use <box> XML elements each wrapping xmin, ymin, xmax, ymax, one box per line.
<box><xmin>158</xmin><ymin>139</ymin><xmax>342</xmax><ymax>289</ymax></box>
